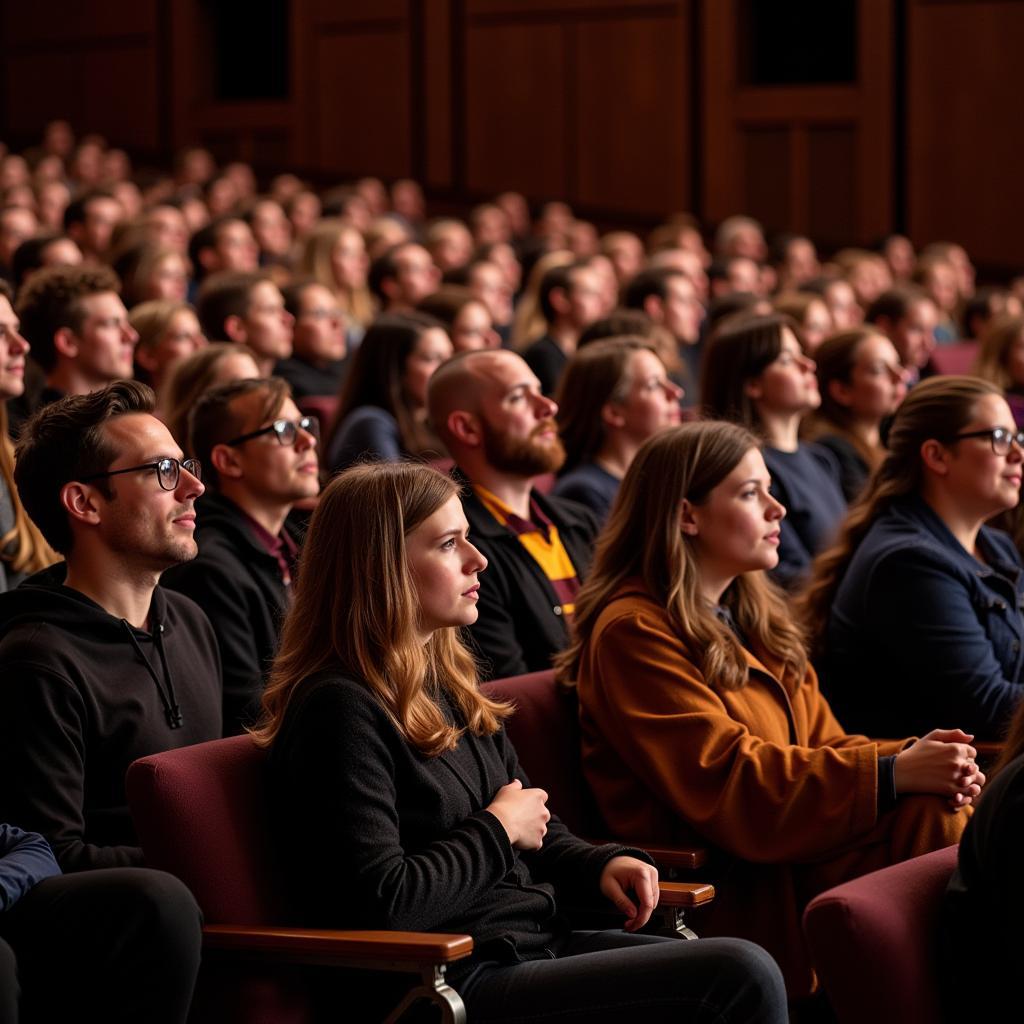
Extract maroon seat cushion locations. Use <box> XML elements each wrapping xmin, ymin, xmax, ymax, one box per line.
<box><xmin>802</xmin><ymin>844</ymin><xmax>958</xmax><ymax>1023</ymax></box>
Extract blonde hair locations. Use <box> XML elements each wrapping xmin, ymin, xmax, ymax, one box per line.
<box><xmin>298</xmin><ymin>218</ymin><xmax>375</xmax><ymax>327</ymax></box>
<box><xmin>252</xmin><ymin>462</ymin><xmax>510</xmax><ymax>753</ymax></box>
<box><xmin>511</xmin><ymin>249</ymin><xmax>574</xmax><ymax>349</ymax></box>
<box><xmin>556</xmin><ymin>421</ymin><xmax>807</xmax><ymax>692</ymax></box>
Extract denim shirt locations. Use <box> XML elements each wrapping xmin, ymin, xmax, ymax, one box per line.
<box><xmin>822</xmin><ymin>494</ymin><xmax>1024</xmax><ymax>740</ymax></box>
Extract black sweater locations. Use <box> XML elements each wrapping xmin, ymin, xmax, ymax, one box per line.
<box><xmin>0</xmin><ymin>566</ymin><xmax>222</xmax><ymax>871</ymax></box>
<box><xmin>162</xmin><ymin>491</ymin><xmax>305</xmax><ymax>735</ymax></box>
<box><xmin>456</xmin><ymin>472</ymin><xmax>599</xmax><ymax>679</ymax></box>
<box><xmin>269</xmin><ymin>672</ymin><xmax>645</xmax><ymax>980</ymax></box>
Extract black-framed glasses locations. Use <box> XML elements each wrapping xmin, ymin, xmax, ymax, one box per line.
<box><xmin>948</xmin><ymin>428</ymin><xmax>1024</xmax><ymax>455</ymax></box>
<box><xmin>225</xmin><ymin>415</ymin><xmax>320</xmax><ymax>448</ymax></box>
<box><xmin>80</xmin><ymin>457</ymin><xmax>202</xmax><ymax>492</ymax></box>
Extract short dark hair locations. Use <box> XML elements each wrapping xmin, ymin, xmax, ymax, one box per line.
<box><xmin>367</xmin><ymin>243</ymin><xmax>414</xmax><ymax>304</ymax></box>
<box><xmin>279</xmin><ymin>276</ymin><xmax>319</xmax><ymax>319</ymax></box>
<box><xmin>865</xmin><ymin>286</ymin><xmax>928</xmax><ymax>326</ymax></box>
<box><xmin>195</xmin><ymin>271</ymin><xmax>267</xmax><ymax>340</ymax></box>
<box><xmin>623</xmin><ymin>268</ymin><xmax>684</xmax><ymax>310</ymax></box>
<box><xmin>10</xmin><ymin>234</ymin><xmax>70</xmax><ymax>291</ymax></box>
<box><xmin>14</xmin><ymin>380</ymin><xmax>156</xmax><ymax>554</ymax></box>
<box><xmin>538</xmin><ymin>261</ymin><xmax>590</xmax><ymax>325</ymax></box>
<box><xmin>62</xmin><ymin>188</ymin><xmax>116</xmax><ymax>231</ymax></box>
<box><xmin>187</xmin><ymin>216</ymin><xmax>244</xmax><ymax>281</ymax></box>
<box><xmin>188</xmin><ymin>376</ymin><xmax>289</xmax><ymax>490</ymax></box>
<box><xmin>16</xmin><ymin>264</ymin><xmax>122</xmax><ymax>372</ymax></box>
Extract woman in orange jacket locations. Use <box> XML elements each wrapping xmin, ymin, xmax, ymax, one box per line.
<box><xmin>556</xmin><ymin>419</ymin><xmax>981</xmax><ymax>994</ymax></box>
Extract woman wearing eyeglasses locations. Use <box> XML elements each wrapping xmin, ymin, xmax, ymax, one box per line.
<box><xmin>800</xmin><ymin>375</ymin><xmax>1024</xmax><ymax>740</ymax></box>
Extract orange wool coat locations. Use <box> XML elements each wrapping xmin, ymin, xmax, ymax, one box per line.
<box><xmin>575</xmin><ymin>582</ymin><xmax>969</xmax><ymax>993</ymax></box>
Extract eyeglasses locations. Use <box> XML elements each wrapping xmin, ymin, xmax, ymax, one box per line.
<box><xmin>80</xmin><ymin>457</ymin><xmax>202</xmax><ymax>491</ymax></box>
<box><xmin>301</xmin><ymin>307</ymin><xmax>344</xmax><ymax>321</ymax></box>
<box><xmin>948</xmin><ymin>427</ymin><xmax>1024</xmax><ymax>455</ymax></box>
<box><xmin>225</xmin><ymin>416</ymin><xmax>320</xmax><ymax>448</ymax></box>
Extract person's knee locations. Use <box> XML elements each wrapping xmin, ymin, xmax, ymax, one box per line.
<box><xmin>126</xmin><ymin>870</ymin><xmax>202</xmax><ymax>950</ymax></box>
<box><xmin>691</xmin><ymin>938</ymin><xmax>787</xmax><ymax>1021</ymax></box>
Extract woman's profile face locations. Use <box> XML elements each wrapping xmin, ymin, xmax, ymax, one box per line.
<box><xmin>936</xmin><ymin>393</ymin><xmax>1023</xmax><ymax>518</ymax></box>
<box><xmin>403</xmin><ymin>327</ymin><xmax>453</xmax><ymax>408</ymax></box>
<box><xmin>747</xmin><ymin>327</ymin><xmax>820</xmax><ymax>416</ymax></box>
<box><xmin>831</xmin><ymin>334</ymin><xmax>907</xmax><ymax>422</ymax></box>
<box><xmin>406</xmin><ymin>494</ymin><xmax>488</xmax><ymax>640</ymax></box>
<box><xmin>686</xmin><ymin>446</ymin><xmax>786</xmax><ymax>585</ymax></box>
<box><xmin>611</xmin><ymin>349</ymin><xmax>682</xmax><ymax>441</ymax></box>
<box><xmin>451</xmin><ymin>301</ymin><xmax>498</xmax><ymax>352</ymax></box>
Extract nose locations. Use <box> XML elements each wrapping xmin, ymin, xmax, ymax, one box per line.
<box><xmin>1008</xmin><ymin>437</ymin><xmax>1024</xmax><ymax>461</ymax></box>
<box><xmin>283</xmin><ymin>310</ymin><xmax>295</xmax><ymax>327</ymax></box>
<box><xmin>177</xmin><ymin>465</ymin><xmax>204</xmax><ymax>501</ymax></box>
<box><xmin>465</xmin><ymin>541</ymin><xmax>487</xmax><ymax>574</ymax></box>
<box><xmin>124</xmin><ymin>322</ymin><xmax>139</xmax><ymax>345</ymax></box>
<box><xmin>10</xmin><ymin>328</ymin><xmax>29</xmax><ymax>355</ymax></box>
<box><xmin>296</xmin><ymin>423</ymin><xmax>318</xmax><ymax>450</ymax></box>
<box><xmin>767</xmin><ymin>493</ymin><xmax>786</xmax><ymax>521</ymax></box>
<box><xmin>666</xmin><ymin>380</ymin><xmax>684</xmax><ymax>401</ymax></box>
<box><xmin>534</xmin><ymin>393</ymin><xmax>557</xmax><ymax>418</ymax></box>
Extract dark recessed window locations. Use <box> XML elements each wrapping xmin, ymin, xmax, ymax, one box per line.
<box><xmin>739</xmin><ymin>0</ymin><xmax>857</xmax><ymax>86</ymax></box>
<box><xmin>204</xmin><ymin>0</ymin><xmax>289</xmax><ymax>101</ymax></box>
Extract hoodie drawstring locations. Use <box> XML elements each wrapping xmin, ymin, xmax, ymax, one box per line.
<box><xmin>121</xmin><ymin>619</ymin><xmax>184</xmax><ymax>729</ymax></box>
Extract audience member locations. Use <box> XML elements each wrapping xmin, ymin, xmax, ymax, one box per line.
<box><xmin>973</xmin><ymin>313</ymin><xmax>1024</xmax><ymax>425</ymax></box>
<box><xmin>559</xmin><ymin>420</ymin><xmax>977</xmax><ymax>994</ymax></box>
<box><xmin>802</xmin><ymin>328</ymin><xmax>908</xmax><ymax>500</ymax></box>
<box><xmin>772</xmin><ymin>291</ymin><xmax>833</xmax><ymax>354</ymax></box>
<box><xmin>255</xmin><ymin>460</ymin><xmax>789</xmax><ymax>1023</ymax></box>
<box><xmin>8</xmin><ymin>234</ymin><xmax>81</xmax><ymax>291</ymax></box>
<box><xmin>865</xmin><ymin>286</ymin><xmax>939</xmax><ymax>385</ymax></box>
<box><xmin>326</xmin><ymin>312</ymin><xmax>451</xmax><ymax>471</ymax></box>
<box><xmin>428</xmin><ymin>349</ymin><xmax>599</xmax><ymax>678</ymax></box>
<box><xmin>195</xmin><ymin>271</ymin><xmax>293</xmax><ymax>375</ymax></box>
<box><xmin>129</xmin><ymin>299</ymin><xmax>206</xmax><ymax>398</ymax></box>
<box><xmin>276</xmin><ymin>279</ymin><xmax>347</xmax><ymax>399</ymax></box>
<box><xmin>417</xmin><ymin>286</ymin><xmax>500</xmax><ymax>351</ymax></box>
<box><xmin>298</xmin><ymin>218</ymin><xmax>374</xmax><ymax>329</ymax></box>
<box><xmin>553</xmin><ymin>338</ymin><xmax>682</xmax><ymax>522</ymax></box>
<box><xmin>0</xmin><ymin>381</ymin><xmax>221</xmax><ymax>869</ymax></box>
<box><xmin>368</xmin><ymin>241</ymin><xmax>440</xmax><ymax>313</ymax></box>
<box><xmin>802</xmin><ymin>375</ymin><xmax>1024</xmax><ymax>739</ymax></box>
<box><xmin>163</xmin><ymin>378</ymin><xmax>319</xmax><ymax>734</ymax></box>
<box><xmin>187</xmin><ymin>216</ymin><xmax>259</xmax><ymax>283</ymax></box>
<box><xmin>702</xmin><ymin>314</ymin><xmax>847</xmax><ymax>588</ymax></box>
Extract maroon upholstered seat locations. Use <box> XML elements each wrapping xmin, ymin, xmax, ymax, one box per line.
<box><xmin>127</xmin><ymin>735</ymin><xmax>472</xmax><ymax>1024</ymax></box>
<box><xmin>929</xmin><ymin>342</ymin><xmax>976</xmax><ymax>376</ymax></box>
<box><xmin>802</xmin><ymin>844</ymin><xmax>958</xmax><ymax>1023</ymax></box>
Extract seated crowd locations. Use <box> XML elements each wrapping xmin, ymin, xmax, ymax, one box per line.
<box><xmin>0</xmin><ymin>120</ymin><xmax>1023</xmax><ymax>1020</ymax></box>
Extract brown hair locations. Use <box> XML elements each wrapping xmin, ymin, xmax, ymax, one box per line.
<box><xmin>188</xmin><ymin>376</ymin><xmax>290</xmax><ymax>489</ymax></box>
<box><xmin>973</xmin><ymin>314</ymin><xmax>1024</xmax><ymax>392</ymax></box>
<box><xmin>556</xmin><ymin>337</ymin><xmax>656</xmax><ymax>470</ymax></box>
<box><xmin>297</xmin><ymin>218</ymin><xmax>375</xmax><ymax>327</ymax></box>
<box><xmin>556</xmin><ymin>421</ymin><xmax>807</xmax><ymax>692</ymax></box>
<box><xmin>251</xmin><ymin>462</ymin><xmax>510</xmax><ymax>752</ymax></box>
<box><xmin>14</xmin><ymin>380</ymin><xmax>156</xmax><ymax>554</ymax></box>
<box><xmin>798</xmin><ymin>375</ymin><xmax>1001</xmax><ymax>649</ymax></box>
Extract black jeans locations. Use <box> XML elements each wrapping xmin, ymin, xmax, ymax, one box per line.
<box><xmin>457</xmin><ymin>930</ymin><xmax>788</xmax><ymax>1023</ymax></box>
<box><xmin>0</xmin><ymin>867</ymin><xmax>202</xmax><ymax>1024</ymax></box>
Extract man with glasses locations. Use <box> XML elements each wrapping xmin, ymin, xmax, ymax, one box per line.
<box><xmin>0</xmin><ymin>380</ymin><xmax>222</xmax><ymax>870</ymax></box>
<box><xmin>163</xmin><ymin>377</ymin><xmax>320</xmax><ymax>734</ymax></box>
<box><xmin>275</xmin><ymin>278</ymin><xmax>348</xmax><ymax>400</ymax></box>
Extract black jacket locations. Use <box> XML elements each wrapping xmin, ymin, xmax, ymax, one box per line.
<box><xmin>0</xmin><ymin>565</ymin><xmax>222</xmax><ymax>871</ymax></box>
<box><xmin>162</xmin><ymin>491</ymin><xmax>305</xmax><ymax>735</ymax></box>
<box><xmin>457</xmin><ymin>472</ymin><xmax>599</xmax><ymax>679</ymax></box>
<box><xmin>268</xmin><ymin>672</ymin><xmax>645</xmax><ymax>982</ymax></box>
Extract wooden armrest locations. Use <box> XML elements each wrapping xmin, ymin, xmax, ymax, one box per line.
<box><xmin>588</xmin><ymin>837</ymin><xmax>708</xmax><ymax>870</ymax></box>
<box><xmin>202</xmin><ymin>924</ymin><xmax>473</xmax><ymax>971</ymax></box>
<box><xmin>974</xmin><ymin>741</ymin><xmax>1003</xmax><ymax>759</ymax></box>
<box><xmin>657</xmin><ymin>881</ymin><xmax>715</xmax><ymax>908</ymax></box>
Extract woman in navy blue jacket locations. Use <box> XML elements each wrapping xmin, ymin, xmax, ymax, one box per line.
<box><xmin>801</xmin><ymin>375</ymin><xmax>1024</xmax><ymax>740</ymax></box>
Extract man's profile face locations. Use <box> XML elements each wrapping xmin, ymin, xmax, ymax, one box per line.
<box><xmin>82</xmin><ymin>197</ymin><xmax>122</xmax><ymax>257</ymax></box>
<box><xmin>393</xmin><ymin>244</ymin><xmax>440</xmax><ymax>306</ymax></box>
<box><xmin>214</xmin><ymin>221</ymin><xmax>260</xmax><ymax>273</ymax></box>
<box><xmin>71</xmin><ymin>291</ymin><xmax>138</xmax><ymax>384</ymax></box>
<box><xmin>242</xmin><ymin>281</ymin><xmax>293</xmax><ymax>361</ymax></box>
<box><xmin>87</xmin><ymin>413</ymin><xmax>204</xmax><ymax>570</ymax></box>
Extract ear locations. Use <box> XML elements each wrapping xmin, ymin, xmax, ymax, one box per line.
<box><xmin>135</xmin><ymin>345</ymin><xmax>159</xmax><ymax>374</ymax></box>
<box><xmin>920</xmin><ymin>438</ymin><xmax>950</xmax><ymax>477</ymax></box>
<box><xmin>197</xmin><ymin>246</ymin><xmax>217</xmax><ymax>273</ymax></box>
<box><xmin>828</xmin><ymin>377</ymin><xmax>854</xmax><ymax>409</ymax></box>
<box><xmin>446</xmin><ymin>410</ymin><xmax>483</xmax><ymax>448</ymax></box>
<box><xmin>743</xmin><ymin>376</ymin><xmax>764</xmax><ymax>402</ymax></box>
<box><xmin>60</xmin><ymin>481</ymin><xmax>101</xmax><ymax>529</ymax></box>
<box><xmin>642</xmin><ymin>294</ymin><xmax>663</xmax><ymax>323</ymax></box>
<box><xmin>548</xmin><ymin>286</ymin><xmax>571</xmax><ymax>317</ymax></box>
<box><xmin>679</xmin><ymin>498</ymin><xmax>700</xmax><ymax>536</ymax></box>
<box><xmin>52</xmin><ymin>326</ymin><xmax>79</xmax><ymax>361</ymax></box>
<box><xmin>223</xmin><ymin>314</ymin><xmax>247</xmax><ymax>344</ymax></box>
<box><xmin>210</xmin><ymin>443</ymin><xmax>244</xmax><ymax>481</ymax></box>
<box><xmin>601</xmin><ymin>400</ymin><xmax>626</xmax><ymax>430</ymax></box>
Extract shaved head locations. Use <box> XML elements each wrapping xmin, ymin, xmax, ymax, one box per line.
<box><xmin>428</xmin><ymin>349</ymin><xmax>521</xmax><ymax>444</ymax></box>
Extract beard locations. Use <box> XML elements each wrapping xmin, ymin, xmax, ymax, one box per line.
<box><xmin>481</xmin><ymin>419</ymin><xmax>566</xmax><ymax>477</ymax></box>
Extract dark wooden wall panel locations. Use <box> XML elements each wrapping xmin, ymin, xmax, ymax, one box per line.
<box><xmin>742</xmin><ymin>128</ymin><xmax>791</xmax><ymax>233</ymax></box>
<box><xmin>807</xmin><ymin>126</ymin><xmax>857</xmax><ymax>245</ymax></box>
<box><xmin>574</xmin><ymin>12</ymin><xmax>689</xmax><ymax>214</ymax></box>
<box><xmin>907</xmin><ymin>0</ymin><xmax>1024</xmax><ymax>266</ymax></box>
<box><xmin>311</xmin><ymin>28</ymin><xmax>411</xmax><ymax>179</ymax></box>
<box><xmin>464</xmin><ymin>21</ymin><xmax>567</xmax><ymax>198</ymax></box>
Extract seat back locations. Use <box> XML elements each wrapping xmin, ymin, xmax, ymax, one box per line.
<box><xmin>127</xmin><ymin>735</ymin><xmax>286</xmax><ymax>926</ymax></box>
<box><xmin>481</xmin><ymin>669</ymin><xmax>598</xmax><ymax>835</ymax></box>
<box><xmin>802</xmin><ymin>844</ymin><xmax>958</xmax><ymax>1023</ymax></box>
<box><xmin>929</xmin><ymin>341</ymin><xmax>976</xmax><ymax>376</ymax></box>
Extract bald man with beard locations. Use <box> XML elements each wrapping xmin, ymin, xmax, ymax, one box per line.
<box><xmin>428</xmin><ymin>349</ymin><xmax>599</xmax><ymax>679</ymax></box>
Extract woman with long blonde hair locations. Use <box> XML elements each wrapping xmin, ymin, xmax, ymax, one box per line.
<box><xmin>558</xmin><ymin>420</ymin><xmax>979</xmax><ymax>995</ymax></box>
<box><xmin>254</xmin><ymin>460</ymin><xmax>787</xmax><ymax>1023</ymax></box>
<box><xmin>298</xmin><ymin>218</ymin><xmax>374</xmax><ymax>329</ymax></box>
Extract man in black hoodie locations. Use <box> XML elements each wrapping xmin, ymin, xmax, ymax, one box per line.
<box><xmin>163</xmin><ymin>377</ymin><xmax>320</xmax><ymax>734</ymax></box>
<box><xmin>0</xmin><ymin>380</ymin><xmax>222</xmax><ymax>872</ymax></box>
